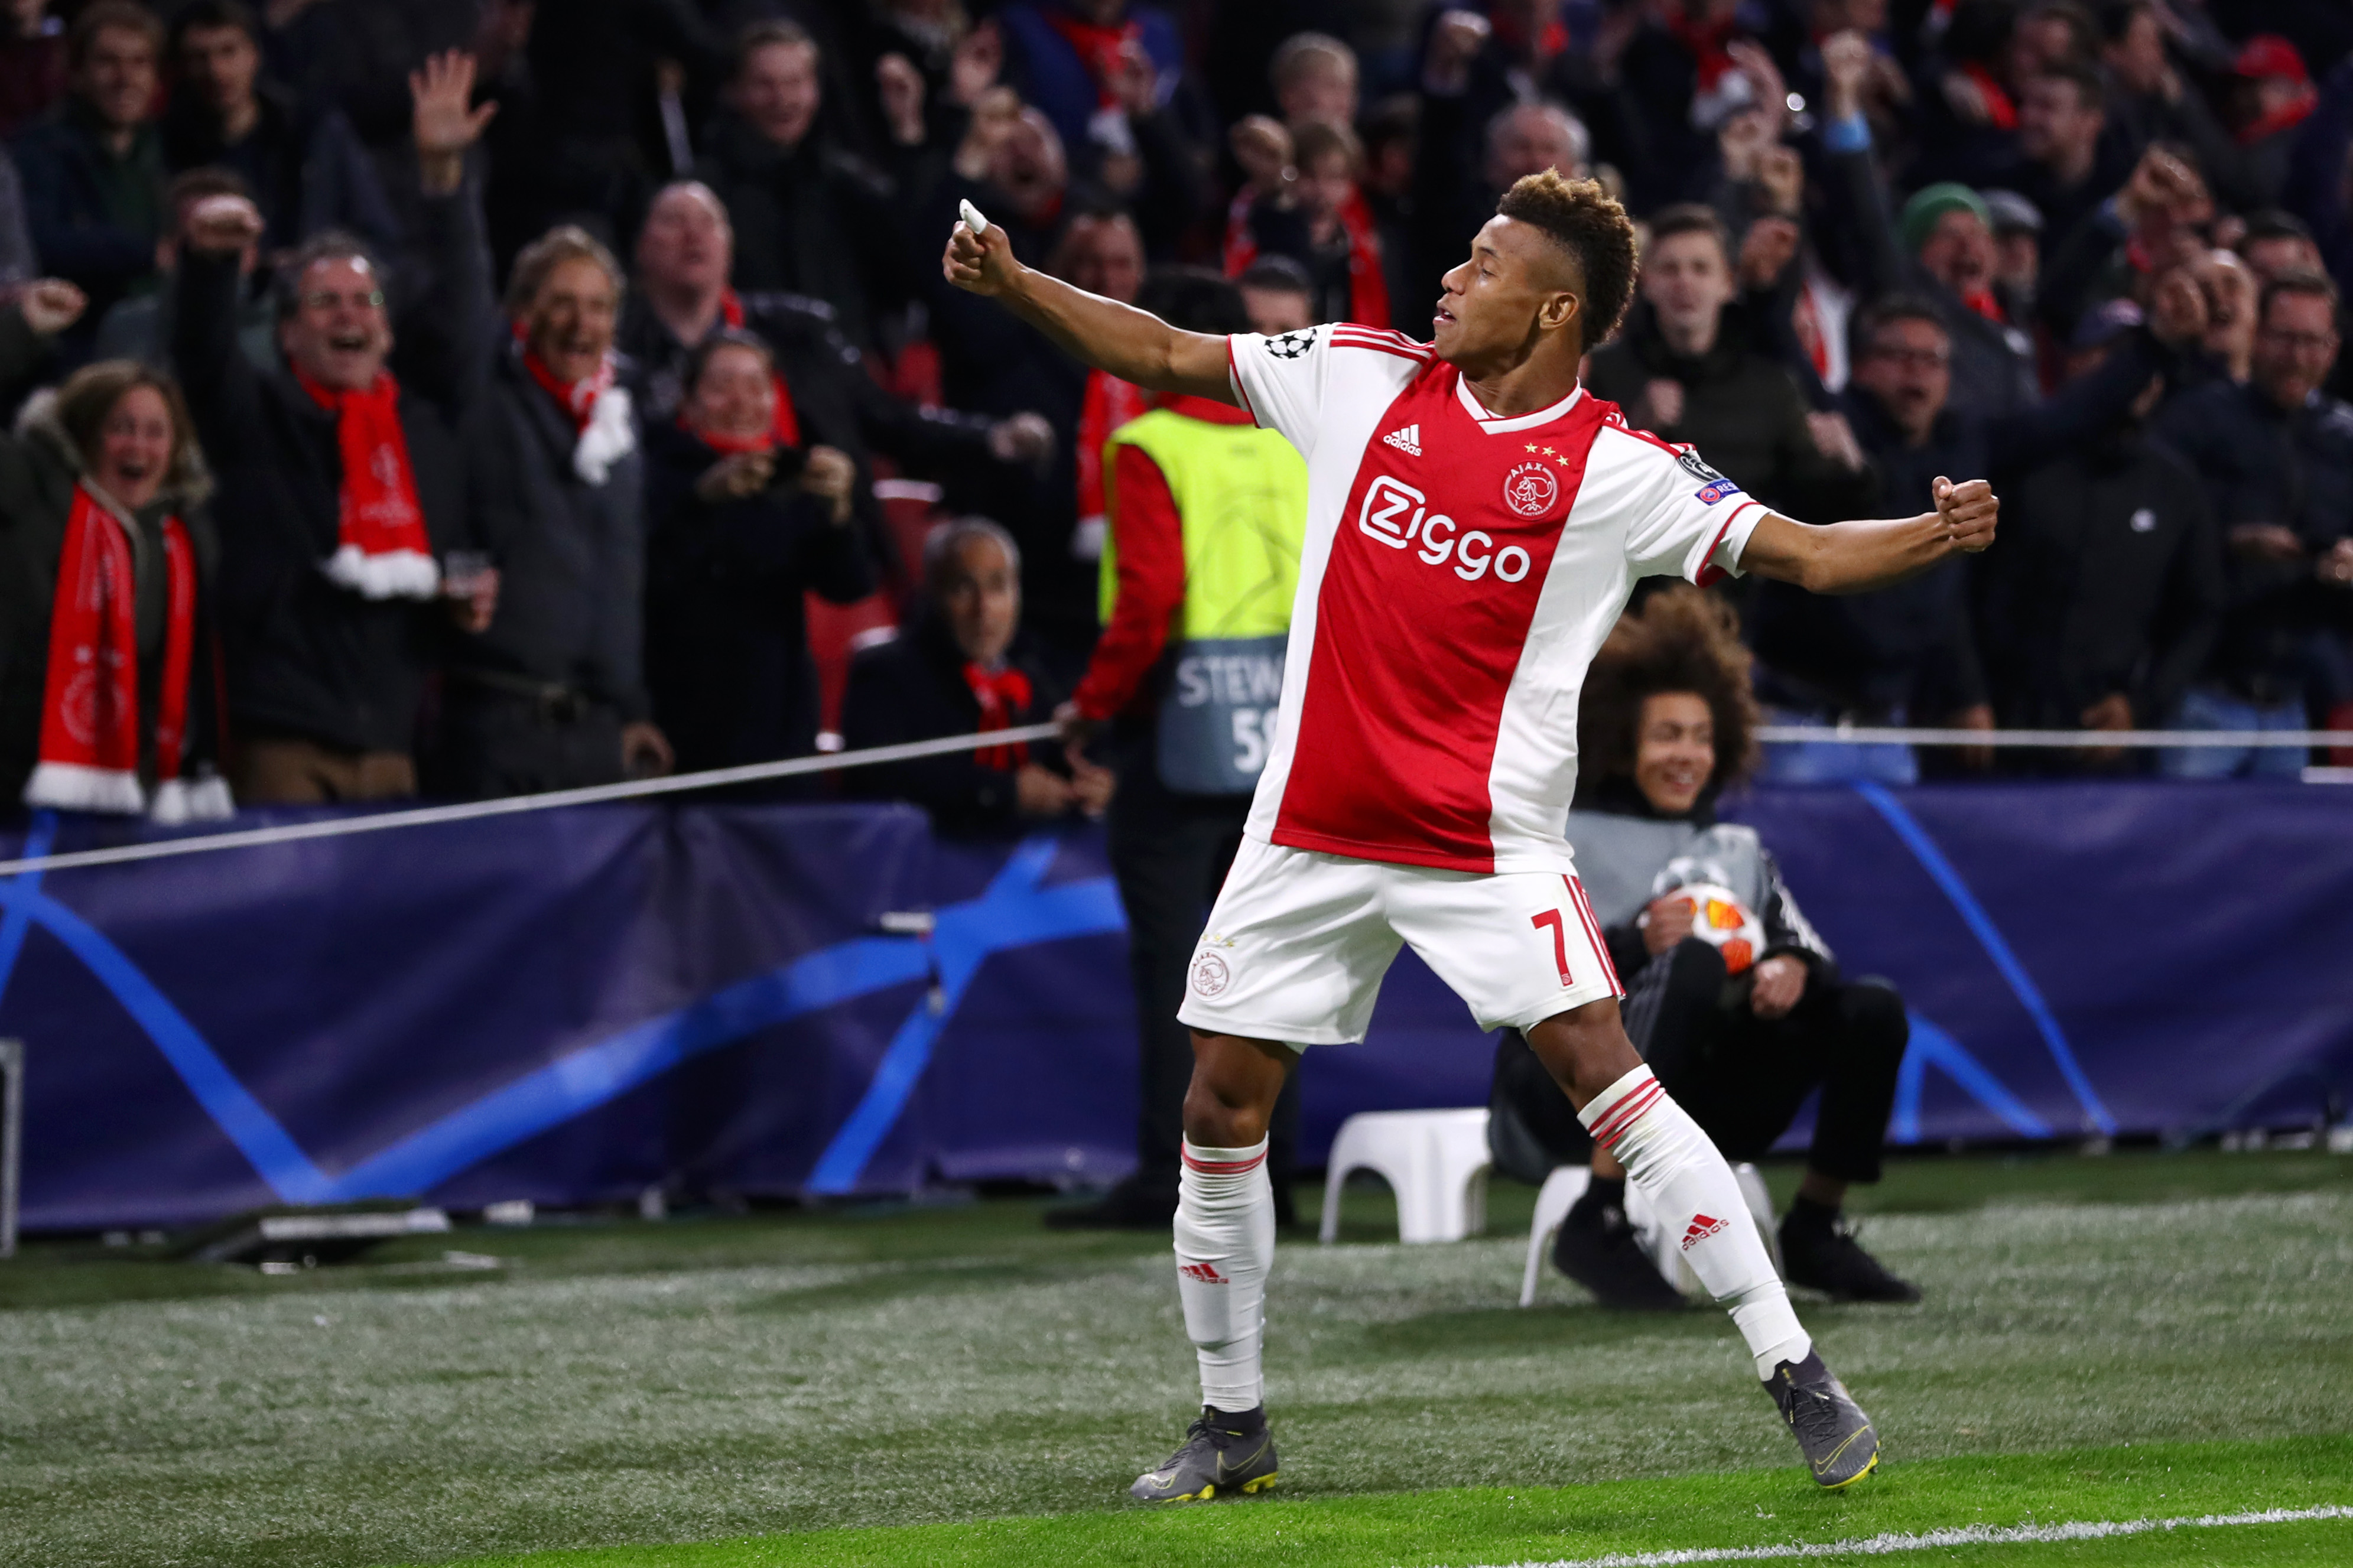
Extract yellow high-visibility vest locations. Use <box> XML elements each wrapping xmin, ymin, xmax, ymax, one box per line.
<box><xmin>1098</xmin><ymin>410</ymin><xmax>1308</xmax><ymax>638</ymax></box>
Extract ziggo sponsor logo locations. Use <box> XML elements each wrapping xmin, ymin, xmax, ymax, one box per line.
<box><xmin>1357</xmin><ymin>474</ymin><xmax>1531</xmax><ymax>583</ymax></box>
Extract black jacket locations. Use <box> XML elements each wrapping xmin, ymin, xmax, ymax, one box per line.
<box><xmin>1584</xmin><ymin>303</ymin><xmax>1877</xmax><ymax>523</ymax></box>
<box><xmin>694</xmin><ymin>112</ymin><xmax>910</xmax><ymax>351</ymax></box>
<box><xmin>1975</xmin><ymin>427</ymin><xmax>2222</xmax><ymax>730</ymax></box>
<box><xmin>159</xmin><ymin>84</ymin><xmax>398</xmax><ymax>258</ymax></box>
<box><xmin>2150</xmin><ymin>379</ymin><xmax>2353</xmax><ymax>703</ymax></box>
<box><xmin>641</xmin><ymin>421</ymin><xmax>875</xmax><ymax>773</ymax></box>
<box><xmin>840</xmin><ymin>613</ymin><xmax>1066</xmax><ymax>835</ymax></box>
<box><xmin>170</xmin><ymin>188</ymin><xmax>490</xmax><ymax>756</ymax></box>
<box><xmin>1749</xmin><ymin>328</ymin><xmax>2176</xmax><ymax>717</ymax></box>
<box><xmin>451</xmin><ymin>350</ymin><xmax>651</xmax><ymax>721</ymax></box>
<box><xmin>13</xmin><ymin>98</ymin><xmax>164</xmax><ymax>348</ymax></box>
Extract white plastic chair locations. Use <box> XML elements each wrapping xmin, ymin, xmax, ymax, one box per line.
<box><xmin>1318</xmin><ymin>1108</ymin><xmax>1492</xmax><ymax>1244</ymax></box>
<box><xmin>1520</xmin><ymin>1160</ymin><xmax>1780</xmax><ymax>1305</ymax></box>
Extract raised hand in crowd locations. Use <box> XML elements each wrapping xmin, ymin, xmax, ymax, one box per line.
<box><xmin>951</xmin><ymin>86</ymin><xmax>1023</xmax><ymax>184</ymax></box>
<box><xmin>877</xmin><ymin>53</ymin><xmax>926</xmax><ymax>147</ymax></box>
<box><xmin>1754</xmin><ymin>145</ymin><xmax>1804</xmax><ymax>218</ymax></box>
<box><xmin>1725</xmin><ymin>41</ymin><xmax>1790</xmax><ymax>140</ymax></box>
<box><xmin>185</xmin><ymin>193</ymin><xmax>267</xmax><ymax>257</ymax></box>
<box><xmin>17</xmin><ymin>278</ymin><xmax>86</xmax><ymax>337</ymax></box>
<box><xmin>947</xmin><ymin>20</ymin><xmax>1003</xmax><ymax>110</ymax></box>
<box><xmin>798</xmin><ymin>445</ymin><xmax>857</xmax><ymax>523</ymax></box>
<box><xmin>1805</xmin><ymin>410</ymin><xmax>1868</xmax><ymax>472</ymax></box>
<box><xmin>1423</xmin><ymin>9</ymin><xmax>1491</xmax><ymax>96</ymax></box>
<box><xmin>1738</xmin><ymin>213</ymin><xmax>1799</xmax><ymax>288</ymax></box>
<box><xmin>1821</xmin><ymin>30</ymin><xmax>1873</xmax><ymax>123</ymax></box>
<box><xmin>986</xmin><ymin>411</ymin><xmax>1055</xmax><ymax>469</ymax></box>
<box><xmin>412</xmin><ymin>50</ymin><xmax>498</xmax><ymax>196</ymax></box>
<box><xmin>2146</xmin><ymin>262</ymin><xmax>2209</xmax><ymax>346</ymax></box>
<box><xmin>1229</xmin><ymin>115</ymin><xmax>1293</xmax><ymax>199</ymax></box>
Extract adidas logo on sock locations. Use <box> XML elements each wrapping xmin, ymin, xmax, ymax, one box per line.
<box><xmin>1681</xmin><ymin>1214</ymin><xmax>1726</xmax><ymax>1250</ymax></box>
<box><xmin>1382</xmin><ymin>423</ymin><xmax>1422</xmax><ymax>457</ymax></box>
<box><xmin>1179</xmin><ymin>1262</ymin><xmax>1228</xmax><ymax>1284</ymax></box>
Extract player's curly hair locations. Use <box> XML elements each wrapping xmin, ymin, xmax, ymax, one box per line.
<box><xmin>1497</xmin><ymin>170</ymin><xmax>1638</xmax><ymax>349</ymax></box>
<box><xmin>1578</xmin><ymin>584</ymin><xmax>1759</xmax><ymax>798</ymax></box>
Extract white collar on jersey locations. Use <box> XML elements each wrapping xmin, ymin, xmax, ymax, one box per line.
<box><xmin>1454</xmin><ymin>374</ymin><xmax>1585</xmax><ymax>433</ymax></box>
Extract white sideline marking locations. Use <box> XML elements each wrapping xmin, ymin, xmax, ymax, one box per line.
<box><xmin>1465</xmin><ymin>1503</ymin><xmax>2353</xmax><ymax>1567</ymax></box>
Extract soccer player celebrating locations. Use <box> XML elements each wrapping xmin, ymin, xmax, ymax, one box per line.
<box><xmin>942</xmin><ymin>174</ymin><xmax>1996</xmax><ymax>1500</ymax></box>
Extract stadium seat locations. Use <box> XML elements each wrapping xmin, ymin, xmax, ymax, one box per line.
<box><xmin>1520</xmin><ymin>1160</ymin><xmax>1779</xmax><ymax>1306</ymax></box>
<box><xmin>1318</xmin><ymin>1108</ymin><xmax>1491</xmax><ymax>1245</ymax></box>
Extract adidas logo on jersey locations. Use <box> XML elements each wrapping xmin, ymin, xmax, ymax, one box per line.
<box><xmin>1382</xmin><ymin>424</ymin><xmax>1422</xmax><ymax>457</ymax></box>
<box><xmin>1682</xmin><ymin>1214</ymin><xmax>1727</xmax><ymax>1250</ymax></box>
<box><xmin>1179</xmin><ymin>1262</ymin><xmax>1228</xmax><ymax>1284</ymax></box>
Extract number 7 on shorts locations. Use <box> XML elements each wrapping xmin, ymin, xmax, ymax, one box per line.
<box><xmin>1530</xmin><ymin>907</ymin><xmax>1574</xmax><ymax>987</ymax></box>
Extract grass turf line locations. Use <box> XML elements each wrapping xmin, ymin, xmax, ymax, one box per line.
<box><xmin>424</xmin><ymin>1435</ymin><xmax>2353</xmax><ymax>1567</ymax></box>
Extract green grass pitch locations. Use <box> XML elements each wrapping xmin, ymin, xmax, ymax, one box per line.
<box><xmin>0</xmin><ymin>1149</ymin><xmax>2347</xmax><ymax>1567</ymax></box>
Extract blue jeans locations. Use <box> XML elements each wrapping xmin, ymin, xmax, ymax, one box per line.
<box><xmin>2159</xmin><ymin>687</ymin><xmax>2308</xmax><ymax>779</ymax></box>
<box><xmin>1756</xmin><ymin>705</ymin><xmax>1920</xmax><ymax>786</ymax></box>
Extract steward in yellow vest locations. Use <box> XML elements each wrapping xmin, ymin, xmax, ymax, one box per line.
<box><xmin>1048</xmin><ymin>271</ymin><xmax>1310</xmax><ymax>1230</ymax></box>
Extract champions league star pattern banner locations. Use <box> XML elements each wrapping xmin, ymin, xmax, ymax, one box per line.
<box><xmin>5</xmin><ymin>784</ymin><xmax>2351</xmax><ymax>1231</ymax></box>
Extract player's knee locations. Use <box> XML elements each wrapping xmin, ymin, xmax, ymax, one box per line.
<box><xmin>1182</xmin><ymin>1073</ymin><xmax>1269</xmax><ymax>1147</ymax></box>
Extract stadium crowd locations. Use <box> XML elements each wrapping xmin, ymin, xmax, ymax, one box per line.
<box><xmin>0</xmin><ymin>0</ymin><xmax>2348</xmax><ymax>822</ymax></box>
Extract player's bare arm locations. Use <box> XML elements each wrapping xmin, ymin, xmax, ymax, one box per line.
<box><xmin>941</xmin><ymin>216</ymin><xmax>1237</xmax><ymax>404</ymax></box>
<box><xmin>1738</xmin><ymin>476</ymin><xmax>1998</xmax><ymax>594</ymax></box>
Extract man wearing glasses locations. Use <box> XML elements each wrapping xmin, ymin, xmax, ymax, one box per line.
<box><xmin>169</xmin><ymin>51</ymin><xmax>496</xmax><ymax>804</ymax></box>
<box><xmin>2152</xmin><ymin>272</ymin><xmax>2353</xmax><ymax>775</ymax></box>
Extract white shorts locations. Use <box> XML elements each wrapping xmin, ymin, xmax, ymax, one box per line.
<box><xmin>1175</xmin><ymin>837</ymin><xmax>1624</xmax><ymax>1047</ymax></box>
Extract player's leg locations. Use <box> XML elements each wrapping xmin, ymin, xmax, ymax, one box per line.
<box><xmin>1133</xmin><ymin>841</ymin><xmax>1398</xmax><ymax>1502</ymax></box>
<box><xmin>1398</xmin><ymin>868</ymin><xmax>1878</xmax><ymax>1488</ymax></box>
<box><xmin>1527</xmin><ymin>998</ymin><xmax>1880</xmax><ymax>1486</ymax></box>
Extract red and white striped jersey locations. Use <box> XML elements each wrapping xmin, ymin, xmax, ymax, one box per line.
<box><xmin>1224</xmin><ymin>323</ymin><xmax>1767</xmax><ymax>874</ymax></box>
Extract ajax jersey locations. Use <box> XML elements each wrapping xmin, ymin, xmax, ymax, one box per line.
<box><xmin>1224</xmin><ymin>323</ymin><xmax>1766</xmax><ymax>874</ymax></box>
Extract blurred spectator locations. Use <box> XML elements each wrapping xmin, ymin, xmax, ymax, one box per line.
<box><xmin>1057</xmin><ymin>210</ymin><xmax>1146</xmax><ymax>568</ymax></box>
<box><xmin>2097</xmin><ymin>0</ymin><xmax>2254</xmax><ymax>210</ymax></box>
<box><xmin>0</xmin><ymin>147</ymin><xmax>31</xmax><ymax>294</ymax></box>
<box><xmin>161</xmin><ymin>1</ymin><xmax>399</xmax><ymax>259</ymax></box>
<box><xmin>994</xmin><ymin>0</ymin><xmax>1195</xmax><ymax>191</ymax></box>
<box><xmin>1998</xmin><ymin>63</ymin><xmax>2131</xmax><ymax>263</ymax></box>
<box><xmin>696</xmin><ymin>20</ymin><xmax>909</xmax><ymax>352</ymax></box>
<box><xmin>1750</xmin><ymin>287</ymin><xmax>2191</xmax><ymax>780</ymax></box>
<box><xmin>1358</xmin><ymin>92</ymin><xmax>1420</xmax><ymax>318</ymax></box>
<box><xmin>1413</xmin><ymin>87</ymin><xmax>1588</xmax><ymax>313</ymax></box>
<box><xmin>0</xmin><ymin>0</ymin><xmax>63</xmax><ymax>141</ymax></box>
<box><xmin>97</xmin><ymin>168</ymin><xmax>274</xmax><ymax>376</ymax></box>
<box><xmin>2188</xmin><ymin>248</ymin><xmax>2260</xmax><ymax>386</ymax></box>
<box><xmin>1982</xmin><ymin>188</ymin><xmax>2043</xmax><ymax>323</ymax></box>
<box><xmin>1974</xmin><ymin>298</ymin><xmax>2223</xmax><ymax>765</ymax></box>
<box><xmin>2239</xmin><ymin>210</ymin><xmax>2325</xmax><ymax>282</ymax></box>
<box><xmin>619</xmin><ymin>180</ymin><xmax>1048</xmax><ymax>586</ymax></box>
<box><xmin>1270</xmin><ymin>30</ymin><xmax>1356</xmax><ymax>126</ymax></box>
<box><xmin>2228</xmin><ymin>35</ymin><xmax>2315</xmax><ymax>209</ymax></box>
<box><xmin>1585</xmin><ymin>205</ymin><xmax>1875</xmax><ymax>525</ymax></box>
<box><xmin>0</xmin><ymin>287</ymin><xmax>230</xmax><ymax>819</ymax></box>
<box><xmin>642</xmin><ymin>331</ymin><xmax>875</xmax><ymax>776</ymax></box>
<box><xmin>171</xmin><ymin>53</ymin><xmax>495</xmax><ymax>806</ymax></box>
<box><xmin>2151</xmin><ymin>272</ymin><xmax>2353</xmax><ymax>775</ymax></box>
<box><xmin>841</xmin><ymin>518</ymin><xmax>1106</xmax><ymax>834</ymax></box>
<box><xmin>1049</xmin><ymin>268</ymin><xmax>1305</xmax><ymax>1231</ymax></box>
<box><xmin>442</xmin><ymin>225</ymin><xmax>671</xmax><ymax>797</ymax></box>
<box><xmin>1223</xmin><ymin>116</ymin><xmax>1388</xmax><ymax>327</ymax></box>
<box><xmin>839</xmin><ymin>1</ymin><xmax>1006</xmax><ymax>159</ymax></box>
<box><xmin>15</xmin><ymin>2</ymin><xmax>167</xmax><ymax>352</ymax></box>
<box><xmin>1236</xmin><ymin>253</ymin><xmax>1315</xmax><ymax>335</ymax></box>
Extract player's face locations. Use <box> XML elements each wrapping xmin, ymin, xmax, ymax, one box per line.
<box><xmin>1434</xmin><ymin>216</ymin><xmax>1576</xmax><ymax>366</ymax></box>
<box><xmin>1632</xmin><ymin>692</ymin><xmax>1715</xmax><ymax>817</ymax></box>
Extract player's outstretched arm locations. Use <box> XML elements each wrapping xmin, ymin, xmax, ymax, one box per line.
<box><xmin>942</xmin><ymin>218</ymin><xmax>1238</xmax><ymax>404</ymax></box>
<box><xmin>1738</xmin><ymin>477</ymin><xmax>1997</xmax><ymax>595</ymax></box>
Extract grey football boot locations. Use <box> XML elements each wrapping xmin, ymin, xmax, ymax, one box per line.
<box><xmin>1764</xmin><ymin>1350</ymin><xmax>1880</xmax><ymax>1487</ymax></box>
<box><xmin>1129</xmin><ymin>1407</ymin><xmax>1280</xmax><ymax>1501</ymax></box>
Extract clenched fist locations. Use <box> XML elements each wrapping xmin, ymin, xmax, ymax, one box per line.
<box><xmin>942</xmin><ymin>218</ymin><xmax>1021</xmax><ymax>299</ymax></box>
<box><xmin>1933</xmin><ymin>476</ymin><xmax>1998</xmax><ymax>554</ymax></box>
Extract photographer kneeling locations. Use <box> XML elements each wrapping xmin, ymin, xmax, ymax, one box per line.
<box><xmin>1491</xmin><ymin>587</ymin><xmax>1919</xmax><ymax>1307</ymax></box>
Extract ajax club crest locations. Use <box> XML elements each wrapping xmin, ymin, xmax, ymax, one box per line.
<box><xmin>1501</xmin><ymin>461</ymin><xmax>1559</xmax><ymax>518</ymax></box>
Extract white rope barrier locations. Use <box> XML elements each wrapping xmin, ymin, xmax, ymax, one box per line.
<box><xmin>1757</xmin><ymin>726</ymin><xmax>2353</xmax><ymax>749</ymax></box>
<box><xmin>0</xmin><ymin>723</ymin><xmax>1061</xmax><ymax>880</ymax></box>
<box><xmin>0</xmin><ymin>719</ymin><xmax>2344</xmax><ymax>881</ymax></box>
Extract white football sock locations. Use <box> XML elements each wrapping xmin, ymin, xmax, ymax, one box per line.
<box><xmin>1174</xmin><ymin>1136</ymin><xmax>1274</xmax><ymax>1413</ymax></box>
<box><xmin>1581</xmin><ymin>1066</ymin><xmax>1811</xmax><ymax>1379</ymax></box>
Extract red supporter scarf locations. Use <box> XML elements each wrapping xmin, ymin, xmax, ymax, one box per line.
<box><xmin>1959</xmin><ymin>286</ymin><xmax>2007</xmax><ymax>324</ymax></box>
<box><xmin>686</xmin><ymin>418</ymin><xmax>775</xmax><ymax>457</ymax></box>
<box><xmin>294</xmin><ymin>367</ymin><xmax>438</xmax><ymax>600</ymax></box>
<box><xmin>1959</xmin><ymin>61</ymin><xmax>2017</xmax><ymax>130</ymax></box>
<box><xmin>27</xmin><ymin>485</ymin><xmax>196</xmax><ymax>812</ymax></box>
<box><xmin>2238</xmin><ymin>89</ymin><xmax>2316</xmax><ymax>147</ymax></box>
<box><xmin>717</xmin><ymin>289</ymin><xmax>804</xmax><ymax>448</ymax></box>
<box><xmin>1491</xmin><ymin>5</ymin><xmax>1568</xmax><ymax>61</ymax></box>
<box><xmin>522</xmin><ymin>342</ymin><xmax>616</xmax><ymax>434</ymax></box>
<box><xmin>1043</xmin><ymin>8</ymin><xmax>1142</xmax><ymax>108</ymax></box>
<box><xmin>964</xmin><ymin>661</ymin><xmax>1032</xmax><ymax>770</ymax></box>
<box><xmin>1077</xmin><ymin>367</ymin><xmax>1150</xmax><ymax>523</ymax></box>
